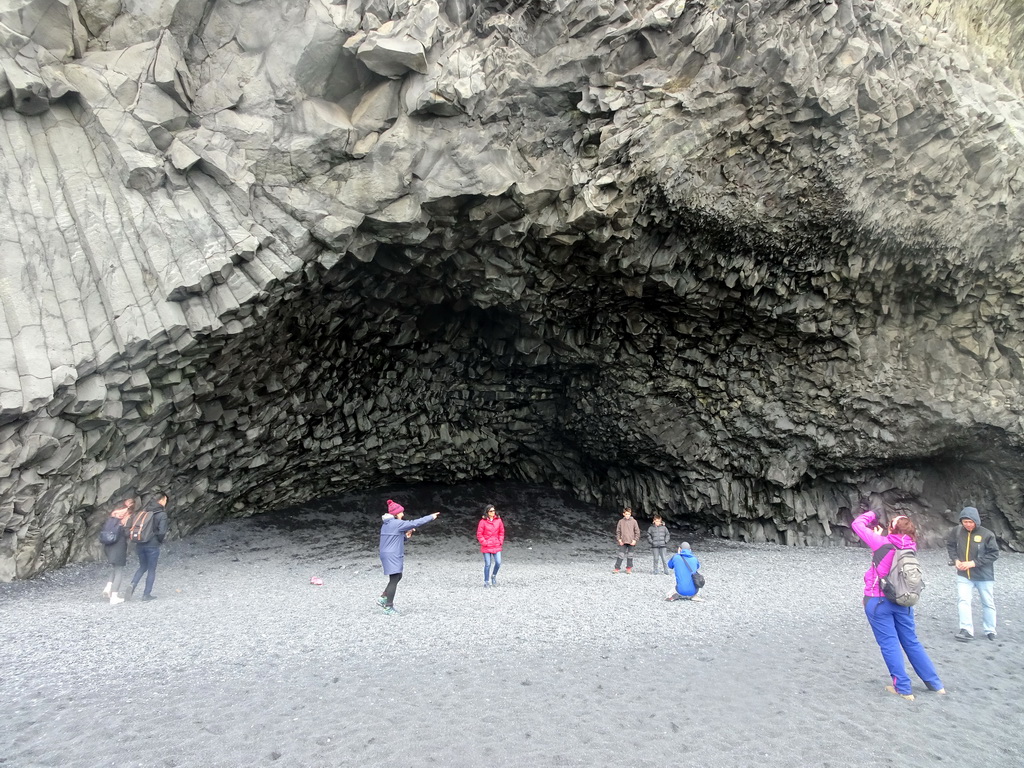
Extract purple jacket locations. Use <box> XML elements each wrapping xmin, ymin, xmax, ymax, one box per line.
<box><xmin>851</xmin><ymin>510</ymin><xmax>916</xmax><ymax>597</ymax></box>
<box><xmin>379</xmin><ymin>513</ymin><xmax>437</xmax><ymax>575</ymax></box>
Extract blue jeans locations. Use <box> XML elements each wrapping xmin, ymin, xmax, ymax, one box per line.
<box><xmin>652</xmin><ymin>547</ymin><xmax>668</xmax><ymax>574</ymax></box>
<box><xmin>132</xmin><ymin>544</ymin><xmax>160</xmax><ymax>596</ymax></box>
<box><xmin>864</xmin><ymin>597</ymin><xmax>943</xmax><ymax>695</ymax></box>
<box><xmin>483</xmin><ymin>552</ymin><xmax>501</xmax><ymax>583</ymax></box>
<box><xmin>957</xmin><ymin>576</ymin><xmax>996</xmax><ymax>635</ymax></box>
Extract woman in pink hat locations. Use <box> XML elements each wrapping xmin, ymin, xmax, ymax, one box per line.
<box><xmin>377</xmin><ymin>499</ymin><xmax>440</xmax><ymax>614</ymax></box>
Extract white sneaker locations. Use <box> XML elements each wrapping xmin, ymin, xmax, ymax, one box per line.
<box><xmin>102</xmin><ymin>582</ymin><xmax>112</xmax><ymax>599</ymax></box>
<box><xmin>110</xmin><ymin>593</ymin><xmax>125</xmax><ymax>605</ymax></box>
<box><xmin>690</xmin><ymin>596</ymin><xmax>706</xmax><ymax>602</ymax></box>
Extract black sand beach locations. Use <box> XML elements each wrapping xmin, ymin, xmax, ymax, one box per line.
<box><xmin>2</xmin><ymin>484</ymin><xmax>1021</xmax><ymax>767</ymax></box>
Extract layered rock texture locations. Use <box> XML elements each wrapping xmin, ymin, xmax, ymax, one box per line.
<box><xmin>1</xmin><ymin>0</ymin><xmax>1023</xmax><ymax>579</ymax></box>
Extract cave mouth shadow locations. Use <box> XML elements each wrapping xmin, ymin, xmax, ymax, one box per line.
<box><xmin>244</xmin><ymin>479</ymin><xmax>710</xmax><ymax>555</ymax></box>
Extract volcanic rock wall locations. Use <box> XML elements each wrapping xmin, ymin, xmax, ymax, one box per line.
<box><xmin>1</xmin><ymin>0</ymin><xmax>1023</xmax><ymax>579</ymax></box>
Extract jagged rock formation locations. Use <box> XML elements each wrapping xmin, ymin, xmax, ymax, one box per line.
<box><xmin>1</xmin><ymin>0</ymin><xmax>1023</xmax><ymax>579</ymax></box>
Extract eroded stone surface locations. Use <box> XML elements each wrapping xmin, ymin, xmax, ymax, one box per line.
<box><xmin>1</xmin><ymin>0</ymin><xmax>1023</xmax><ymax>579</ymax></box>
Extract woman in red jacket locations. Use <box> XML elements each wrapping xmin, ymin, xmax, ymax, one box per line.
<box><xmin>476</xmin><ymin>504</ymin><xmax>505</xmax><ymax>587</ymax></box>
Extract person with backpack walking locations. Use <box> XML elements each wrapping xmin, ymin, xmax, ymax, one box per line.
<box><xmin>946</xmin><ymin>506</ymin><xmax>1000</xmax><ymax>642</ymax></box>
<box><xmin>647</xmin><ymin>515</ymin><xmax>671</xmax><ymax>574</ymax></box>
<box><xmin>476</xmin><ymin>504</ymin><xmax>505</xmax><ymax>587</ymax></box>
<box><xmin>666</xmin><ymin>542</ymin><xmax>704</xmax><ymax>601</ymax></box>
<box><xmin>100</xmin><ymin>498</ymin><xmax>135</xmax><ymax>605</ymax></box>
<box><xmin>852</xmin><ymin>508</ymin><xmax>945</xmax><ymax>700</ymax></box>
<box><xmin>378</xmin><ymin>499</ymin><xmax>440</xmax><ymax>614</ymax></box>
<box><xmin>613</xmin><ymin>507</ymin><xmax>640</xmax><ymax>573</ymax></box>
<box><xmin>126</xmin><ymin>492</ymin><xmax>170</xmax><ymax>602</ymax></box>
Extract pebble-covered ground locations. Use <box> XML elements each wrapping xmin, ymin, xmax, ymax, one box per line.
<box><xmin>1</xmin><ymin>483</ymin><xmax>1021</xmax><ymax>767</ymax></box>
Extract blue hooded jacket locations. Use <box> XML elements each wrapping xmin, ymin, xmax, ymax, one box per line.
<box><xmin>379</xmin><ymin>513</ymin><xmax>437</xmax><ymax>575</ymax></box>
<box><xmin>668</xmin><ymin>548</ymin><xmax>701</xmax><ymax>596</ymax></box>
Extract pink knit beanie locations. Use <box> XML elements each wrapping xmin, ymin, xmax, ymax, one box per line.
<box><xmin>386</xmin><ymin>499</ymin><xmax>404</xmax><ymax>516</ymax></box>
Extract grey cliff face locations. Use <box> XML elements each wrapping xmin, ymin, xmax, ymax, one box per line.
<box><xmin>1</xmin><ymin>0</ymin><xmax>1023</xmax><ymax>579</ymax></box>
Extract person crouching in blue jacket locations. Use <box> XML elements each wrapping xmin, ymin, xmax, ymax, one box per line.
<box><xmin>378</xmin><ymin>499</ymin><xmax>440</xmax><ymax>614</ymax></box>
<box><xmin>666</xmin><ymin>543</ymin><xmax>704</xmax><ymax>602</ymax></box>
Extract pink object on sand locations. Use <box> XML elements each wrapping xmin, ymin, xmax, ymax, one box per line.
<box><xmin>310</xmin><ymin>577</ymin><xmax>324</xmax><ymax>586</ymax></box>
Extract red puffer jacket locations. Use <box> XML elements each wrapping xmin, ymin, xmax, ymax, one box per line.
<box><xmin>476</xmin><ymin>516</ymin><xmax>505</xmax><ymax>554</ymax></box>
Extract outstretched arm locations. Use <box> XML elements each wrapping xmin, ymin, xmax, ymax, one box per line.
<box><xmin>396</xmin><ymin>513</ymin><xmax>441</xmax><ymax>533</ymax></box>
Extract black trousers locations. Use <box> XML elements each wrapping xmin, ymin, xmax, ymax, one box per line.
<box><xmin>614</xmin><ymin>544</ymin><xmax>635</xmax><ymax>570</ymax></box>
<box><xmin>382</xmin><ymin>573</ymin><xmax>403</xmax><ymax>606</ymax></box>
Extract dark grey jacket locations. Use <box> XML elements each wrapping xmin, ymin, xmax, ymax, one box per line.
<box><xmin>946</xmin><ymin>507</ymin><xmax>998</xmax><ymax>581</ymax></box>
<box><xmin>647</xmin><ymin>524</ymin><xmax>671</xmax><ymax>548</ymax></box>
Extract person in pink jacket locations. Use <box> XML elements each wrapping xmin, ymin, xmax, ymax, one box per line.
<box><xmin>851</xmin><ymin>508</ymin><xmax>945</xmax><ymax>700</ymax></box>
<box><xmin>476</xmin><ymin>504</ymin><xmax>505</xmax><ymax>587</ymax></box>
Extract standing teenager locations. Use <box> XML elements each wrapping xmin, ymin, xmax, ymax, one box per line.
<box><xmin>378</xmin><ymin>499</ymin><xmax>440</xmax><ymax>614</ymax></box>
<box><xmin>477</xmin><ymin>504</ymin><xmax>505</xmax><ymax>587</ymax></box>
<box><xmin>647</xmin><ymin>515</ymin><xmax>671</xmax><ymax>574</ymax></box>
<box><xmin>613</xmin><ymin>507</ymin><xmax>640</xmax><ymax>574</ymax></box>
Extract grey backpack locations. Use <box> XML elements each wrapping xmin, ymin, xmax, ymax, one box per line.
<box><xmin>872</xmin><ymin>545</ymin><xmax>924</xmax><ymax>607</ymax></box>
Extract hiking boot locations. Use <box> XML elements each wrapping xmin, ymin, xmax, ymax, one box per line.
<box><xmin>141</xmin><ymin>594</ymin><xmax>157</xmax><ymax>602</ymax></box>
<box><xmin>986</xmin><ymin>632</ymin><xmax>997</xmax><ymax>641</ymax></box>
<box><xmin>954</xmin><ymin>629</ymin><xmax>974</xmax><ymax>642</ymax></box>
<box><xmin>102</xmin><ymin>582</ymin><xmax>112</xmax><ymax>599</ymax></box>
<box><xmin>885</xmin><ymin>685</ymin><xmax>915</xmax><ymax>701</ymax></box>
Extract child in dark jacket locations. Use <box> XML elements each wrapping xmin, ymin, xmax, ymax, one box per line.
<box><xmin>646</xmin><ymin>515</ymin><xmax>671</xmax><ymax>574</ymax></box>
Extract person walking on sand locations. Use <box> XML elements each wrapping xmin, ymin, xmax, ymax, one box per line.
<box><xmin>647</xmin><ymin>514</ymin><xmax>671</xmax><ymax>575</ymax></box>
<box><xmin>852</xmin><ymin>508</ymin><xmax>945</xmax><ymax>700</ymax></box>
<box><xmin>666</xmin><ymin>543</ymin><xmax>704</xmax><ymax>601</ymax></box>
<box><xmin>126</xmin><ymin>492</ymin><xmax>170</xmax><ymax>602</ymax></box>
<box><xmin>378</xmin><ymin>499</ymin><xmax>440</xmax><ymax>614</ymax></box>
<box><xmin>613</xmin><ymin>507</ymin><xmax>640</xmax><ymax>574</ymax></box>
<box><xmin>101</xmin><ymin>498</ymin><xmax>135</xmax><ymax>605</ymax></box>
<box><xmin>477</xmin><ymin>504</ymin><xmax>505</xmax><ymax>587</ymax></box>
<box><xmin>946</xmin><ymin>506</ymin><xmax>999</xmax><ymax>642</ymax></box>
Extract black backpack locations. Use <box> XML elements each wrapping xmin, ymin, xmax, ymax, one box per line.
<box><xmin>872</xmin><ymin>544</ymin><xmax>924</xmax><ymax>607</ymax></box>
<box><xmin>127</xmin><ymin>508</ymin><xmax>156</xmax><ymax>543</ymax></box>
<box><xmin>98</xmin><ymin>515</ymin><xmax>123</xmax><ymax>545</ymax></box>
